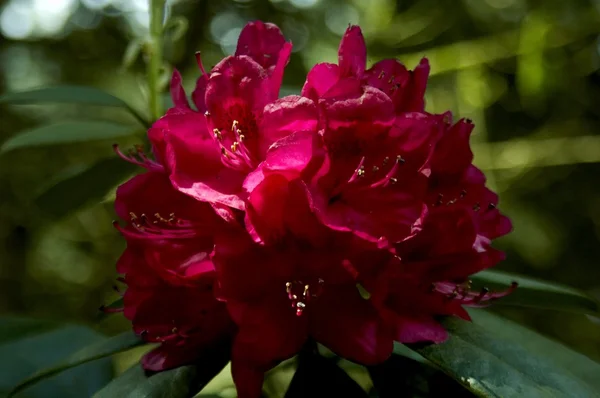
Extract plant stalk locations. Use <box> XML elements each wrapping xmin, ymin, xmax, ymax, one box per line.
<box><xmin>147</xmin><ymin>0</ymin><xmax>166</xmax><ymax>122</ymax></box>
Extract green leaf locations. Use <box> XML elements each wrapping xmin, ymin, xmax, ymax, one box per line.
<box><xmin>0</xmin><ymin>86</ymin><xmax>148</xmax><ymax>127</ymax></box>
<box><xmin>0</xmin><ymin>318</ymin><xmax>60</xmax><ymax>346</ymax></box>
<box><xmin>471</xmin><ymin>269</ymin><xmax>600</xmax><ymax>315</ymax></box>
<box><xmin>368</xmin><ymin>354</ymin><xmax>472</xmax><ymax>398</ymax></box>
<box><xmin>93</xmin><ymin>365</ymin><xmax>199</xmax><ymax>398</ymax></box>
<box><xmin>1</xmin><ymin>121</ymin><xmax>138</xmax><ymax>153</ymax></box>
<box><xmin>34</xmin><ymin>157</ymin><xmax>138</xmax><ymax>219</ymax></box>
<box><xmin>408</xmin><ymin>315</ymin><xmax>598</xmax><ymax>397</ymax></box>
<box><xmin>469</xmin><ymin>309</ymin><xmax>600</xmax><ymax>392</ymax></box>
<box><xmin>8</xmin><ymin>331</ymin><xmax>144</xmax><ymax>397</ymax></box>
<box><xmin>285</xmin><ymin>348</ymin><xmax>367</xmax><ymax>398</ymax></box>
<box><xmin>0</xmin><ymin>317</ymin><xmax>114</xmax><ymax>398</ymax></box>
<box><xmin>93</xmin><ymin>339</ymin><xmax>231</xmax><ymax>398</ymax></box>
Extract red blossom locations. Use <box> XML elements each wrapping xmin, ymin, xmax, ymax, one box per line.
<box><xmin>212</xmin><ymin>184</ymin><xmax>395</xmax><ymax>394</ymax></box>
<box><xmin>113</xmin><ymin>169</ymin><xmax>235</xmax><ymax>370</ymax></box>
<box><xmin>110</xmin><ymin>20</ymin><xmax>515</xmax><ymax>398</ymax></box>
<box><xmin>154</xmin><ymin>21</ymin><xmax>309</xmax><ymax>212</ymax></box>
<box><xmin>302</xmin><ymin>24</ymin><xmax>430</xmax><ymax>113</ymax></box>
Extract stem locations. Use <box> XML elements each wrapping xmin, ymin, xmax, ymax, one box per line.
<box><xmin>147</xmin><ymin>0</ymin><xmax>166</xmax><ymax>122</ymax></box>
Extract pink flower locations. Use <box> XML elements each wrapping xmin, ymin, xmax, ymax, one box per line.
<box><xmin>302</xmin><ymin>25</ymin><xmax>430</xmax><ymax>113</ymax></box>
<box><xmin>111</xmin><ymin>20</ymin><xmax>515</xmax><ymax>398</ymax></box>
<box><xmin>112</xmin><ymin>165</ymin><xmax>234</xmax><ymax>371</ymax></box>
<box><xmin>351</xmin><ymin>115</ymin><xmax>515</xmax><ymax>345</ymax></box>
<box><xmin>297</xmin><ymin>27</ymin><xmax>443</xmax><ymax>245</ymax></box>
<box><xmin>306</xmin><ymin>106</ymin><xmax>443</xmax><ymax>245</ymax></box>
<box><xmin>150</xmin><ymin>21</ymin><xmax>318</xmax><ymax>211</ymax></box>
<box><xmin>212</xmin><ymin>177</ymin><xmax>395</xmax><ymax>396</ymax></box>
<box><xmin>428</xmin><ymin>115</ymin><xmax>512</xmax><ymax>240</ymax></box>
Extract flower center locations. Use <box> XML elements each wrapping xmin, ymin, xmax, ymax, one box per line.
<box><xmin>113</xmin><ymin>211</ymin><xmax>200</xmax><ymax>240</ymax></box>
<box><xmin>206</xmin><ymin>113</ymin><xmax>258</xmax><ymax>172</ymax></box>
<box><xmin>330</xmin><ymin>154</ymin><xmax>406</xmax><ymax>203</ymax></box>
<box><xmin>285</xmin><ymin>278</ymin><xmax>324</xmax><ymax>316</ymax></box>
<box><xmin>129</xmin><ymin>212</ymin><xmax>181</xmax><ymax>228</ymax></box>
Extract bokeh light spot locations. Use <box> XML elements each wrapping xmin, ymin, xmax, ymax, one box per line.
<box><xmin>325</xmin><ymin>4</ymin><xmax>359</xmax><ymax>35</ymax></box>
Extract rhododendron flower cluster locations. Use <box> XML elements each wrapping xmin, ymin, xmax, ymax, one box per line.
<box><xmin>111</xmin><ymin>21</ymin><xmax>515</xmax><ymax>397</ymax></box>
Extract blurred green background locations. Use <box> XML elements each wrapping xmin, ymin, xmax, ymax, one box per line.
<box><xmin>0</xmin><ymin>0</ymin><xmax>599</xmax><ymax>392</ymax></box>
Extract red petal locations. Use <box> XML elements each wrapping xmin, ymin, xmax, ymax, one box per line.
<box><xmin>169</xmin><ymin>69</ymin><xmax>190</xmax><ymax>109</ymax></box>
<box><xmin>212</xmin><ymin>229</ymin><xmax>291</xmax><ymax>302</ymax></box>
<box><xmin>403</xmin><ymin>58</ymin><xmax>430</xmax><ymax>112</ymax></box>
<box><xmin>431</xmin><ymin>118</ymin><xmax>475</xmax><ymax>178</ymax></box>
<box><xmin>321</xmin><ymin>86</ymin><xmax>395</xmax><ymax>150</ymax></box>
<box><xmin>301</xmin><ymin>63</ymin><xmax>340</xmax><ymax>101</ymax></box>
<box><xmin>317</xmin><ymin>183</ymin><xmax>426</xmax><ymax>244</ymax></box>
<box><xmin>391</xmin><ymin>314</ymin><xmax>448</xmax><ymax>344</ymax></box>
<box><xmin>269</xmin><ymin>42</ymin><xmax>292</xmax><ymax>96</ymax></box>
<box><xmin>389</xmin><ymin>112</ymin><xmax>444</xmax><ymax>171</ymax></box>
<box><xmin>115</xmin><ymin>171</ymin><xmax>218</xmax><ymax>225</ymax></box>
<box><xmin>229</xmin><ymin>296</ymin><xmax>307</xmax><ymax>364</ymax></box>
<box><xmin>229</xmin><ymin>294</ymin><xmax>308</xmax><ymax>397</ymax></box>
<box><xmin>310</xmin><ymin>285</ymin><xmax>393</xmax><ymax>365</ymax></box>
<box><xmin>397</xmin><ymin>206</ymin><xmax>478</xmax><ymax>260</ymax></box>
<box><xmin>338</xmin><ymin>25</ymin><xmax>367</xmax><ymax>78</ymax></box>
<box><xmin>191</xmin><ymin>75</ymin><xmax>208</xmax><ymax>113</ymax></box>
<box><xmin>142</xmin><ymin>344</ymin><xmax>200</xmax><ymax>371</ymax></box>
<box><xmin>235</xmin><ymin>21</ymin><xmax>289</xmax><ymax>70</ymax></box>
<box><xmin>143</xmin><ymin>241</ymin><xmax>216</xmax><ymax>285</ymax></box>
<box><xmin>257</xmin><ymin>95</ymin><xmax>318</xmax><ymax>157</ymax></box>
<box><xmin>162</xmin><ymin>109</ymin><xmax>246</xmax><ymax>209</ymax></box>
<box><xmin>263</xmin><ymin>130</ymin><xmax>324</xmax><ymax>179</ymax></box>
<box><xmin>116</xmin><ymin>246</ymin><xmax>137</xmax><ymax>274</ymax></box>
<box><xmin>363</xmin><ymin>59</ymin><xmax>410</xmax><ymax>102</ymax></box>
<box><xmin>245</xmin><ymin>173</ymin><xmax>290</xmax><ymax>244</ymax></box>
<box><xmin>206</xmin><ymin>56</ymin><xmax>272</xmax><ymax>119</ymax></box>
<box><xmin>147</xmin><ymin>125</ymin><xmax>167</xmax><ymax>166</ymax></box>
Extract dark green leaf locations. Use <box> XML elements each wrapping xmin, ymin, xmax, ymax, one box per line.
<box><xmin>472</xmin><ymin>269</ymin><xmax>600</xmax><ymax>315</ymax></box>
<box><xmin>34</xmin><ymin>157</ymin><xmax>137</xmax><ymax>219</ymax></box>
<box><xmin>368</xmin><ymin>353</ymin><xmax>473</xmax><ymax>398</ymax></box>
<box><xmin>0</xmin><ymin>86</ymin><xmax>128</xmax><ymax>107</ymax></box>
<box><xmin>0</xmin><ymin>318</ymin><xmax>60</xmax><ymax>346</ymax></box>
<box><xmin>0</xmin><ymin>86</ymin><xmax>148</xmax><ymax>127</ymax></box>
<box><xmin>93</xmin><ymin>338</ymin><xmax>231</xmax><ymax>398</ymax></box>
<box><xmin>469</xmin><ymin>309</ymin><xmax>600</xmax><ymax>392</ymax></box>
<box><xmin>8</xmin><ymin>331</ymin><xmax>143</xmax><ymax>397</ymax></box>
<box><xmin>93</xmin><ymin>365</ymin><xmax>196</xmax><ymax>398</ymax></box>
<box><xmin>285</xmin><ymin>347</ymin><xmax>367</xmax><ymax>398</ymax></box>
<box><xmin>0</xmin><ymin>317</ymin><xmax>113</xmax><ymax>398</ymax></box>
<box><xmin>1</xmin><ymin>121</ymin><xmax>138</xmax><ymax>153</ymax></box>
<box><xmin>408</xmin><ymin>316</ymin><xmax>598</xmax><ymax>397</ymax></box>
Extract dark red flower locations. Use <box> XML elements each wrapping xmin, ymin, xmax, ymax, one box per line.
<box><xmin>355</xmin><ymin>114</ymin><xmax>515</xmax><ymax>344</ymax></box>
<box><xmin>121</xmin><ymin>247</ymin><xmax>232</xmax><ymax>371</ymax></box>
<box><xmin>151</xmin><ymin>21</ymin><xmax>316</xmax><ymax>211</ymax></box>
<box><xmin>111</xmin><ymin>20</ymin><xmax>515</xmax><ymax>398</ymax></box>
<box><xmin>302</xmin><ymin>25</ymin><xmax>430</xmax><ymax>113</ymax></box>
<box><xmin>113</xmin><ymin>168</ymin><xmax>234</xmax><ymax>370</ymax></box>
<box><xmin>212</xmin><ymin>178</ymin><xmax>394</xmax><ymax>396</ymax></box>
<box><xmin>296</xmin><ymin>25</ymin><xmax>444</xmax><ymax>246</ymax></box>
<box><xmin>427</xmin><ymin>114</ymin><xmax>512</xmax><ymax>240</ymax></box>
<box><xmin>306</xmin><ymin>107</ymin><xmax>442</xmax><ymax>246</ymax></box>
